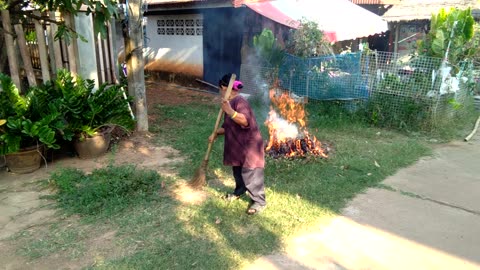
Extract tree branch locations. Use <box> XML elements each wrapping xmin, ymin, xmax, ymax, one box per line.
<box><xmin>13</xmin><ymin>10</ymin><xmax>66</xmax><ymax>27</ymax></box>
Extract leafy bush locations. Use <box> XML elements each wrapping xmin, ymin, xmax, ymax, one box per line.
<box><xmin>286</xmin><ymin>18</ymin><xmax>334</xmax><ymax>58</ymax></box>
<box><xmin>0</xmin><ymin>70</ymin><xmax>135</xmax><ymax>155</ymax></box>
<box><xmin>364</xmin><ymin>92</ymin><xmax>434</xmax><ymax>131</ymax></box>
<box><xmin>253</xmin><ymin>28</ymin><xmax>285</xmax><ymax>68</ymax></box>
<box><xmin>417</xmin><ymin>7</ymin><xmax>475</xmax><ymax>70</ymax></box>
<box><xmin>48</xmin><ymin>165</ymin><xmax>161</xmax><ymax>215</ymax></box>
<box><xmin>0</xmin><ymin>73</ymin><xmax>65</xmax><ymax>155</ymax></box>
<box><xmin>38</xmin><ymin>70</ymin><xmax>135</xmax><ymax>139</ymax></box>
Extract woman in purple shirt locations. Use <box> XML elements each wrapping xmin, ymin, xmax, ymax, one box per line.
<box><xmin>208</xmin><ymin>74</ymin><xmax>266</xmax><ymax>215</ymax></box>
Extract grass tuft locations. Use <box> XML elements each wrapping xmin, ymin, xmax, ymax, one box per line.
<box><xmin>48</xmin><ymin>165</ymin><xmax>162</xmax><ymax>216</ymax></box>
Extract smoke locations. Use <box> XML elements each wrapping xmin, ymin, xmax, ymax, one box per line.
<box><xmin>266</xmin><ymin>110</ymin><xmax>299</xmax><ymax>140</ymax></box>
<box><xmin>241</xmin><ymin>49</ymin><xmax>272</xmax><ymax>122</ymax></box>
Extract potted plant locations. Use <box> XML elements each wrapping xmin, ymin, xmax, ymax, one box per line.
<box><xmin>0</xmin><ymin>73</ymin><xmax>65</xmax><ymax>173</ymax></box>
<box><xmin>43</xmin><ymin>70</ymin><xmax>135</xmax><ymax>158</ymax></box>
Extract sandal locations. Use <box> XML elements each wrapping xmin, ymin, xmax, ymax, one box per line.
<box><xmin>246</xmin><ymin>203</ymin><xmax>266</xmax><ymax>215</ymax></box>
<box><xmin>223</xmin><ymin>193</ymin><xmax>241</xmax><ymax>202</ymax></box>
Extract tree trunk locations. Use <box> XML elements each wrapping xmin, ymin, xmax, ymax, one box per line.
<box><xmin>33</xmin><ymin>11</ymin><xmax>51</xmax><ymax>82</ymax></box>
<box><xmin>1</xmin><ymin>10</ymin><xmax>21</xmax><ymax>89</ymax></box>
<box><xmin>126</xmin><ymin>0</ymin><xmax>148</xmax><ymax>132</ymax></box>
<box><xmin>14</xmin><ymin>24</ymin><xmax>37</xmax><ymax>87</ymax></box>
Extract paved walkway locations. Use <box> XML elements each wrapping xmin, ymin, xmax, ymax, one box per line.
<box><xmin>245</xmin><ymin>132</ymin><xmax>480</xmax><ymax>270</ymax></box>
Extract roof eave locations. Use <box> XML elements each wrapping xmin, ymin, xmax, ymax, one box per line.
<box><xmin>146</xmin><ymin>0</ymin><xmax>233</xmax><ymax>10</ymax></box>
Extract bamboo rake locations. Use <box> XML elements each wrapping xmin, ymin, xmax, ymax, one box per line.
<box><xmin>189</xmin><ymin>74</ymin><xmax>236</xmax><ymax>189</ymax></box>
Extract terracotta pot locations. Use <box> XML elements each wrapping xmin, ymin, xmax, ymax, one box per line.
<box><xmin>5</xmin><ymin>145</ymin><xmax>44</xmax><ymax>174</ymax></box>
<box><xmin>74</xmin><ymin>132</ymin><xmax>112</xmax><ymax>159</ymax></box>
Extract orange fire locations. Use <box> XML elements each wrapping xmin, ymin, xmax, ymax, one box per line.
<box><xmin>265</xmin><ymin>89</ymin><xmax>328</xmax><ymax>158</ymax></box>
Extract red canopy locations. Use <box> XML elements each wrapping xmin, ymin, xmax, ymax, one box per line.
<box><xmin>244</xmin><ymin>0</ymin><xmax>388</xmax><ymax>42</ymax></box>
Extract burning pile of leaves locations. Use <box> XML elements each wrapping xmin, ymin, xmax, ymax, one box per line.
<box><xmin>265</xmin><ymin>88</ymin><xmax>330</xmax><ymax>159</ymax></box>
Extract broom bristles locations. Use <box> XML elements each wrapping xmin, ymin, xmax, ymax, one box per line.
<box><xmin>189</xmin><ymin>160</ymin><xmax>208</xmax><ymax>189</ymax></box>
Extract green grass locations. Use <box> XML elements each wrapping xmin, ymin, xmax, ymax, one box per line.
<box><xmin>13</xmin><ymin>99</ymin><xmax>437</xmax><ymax>269</ymax></box>
<box><xmin>46</xmin><ymin>165</ymin><xmax>161</xmax><ymax>216</ymax></box>
<box><xmin>14</xmin><ymin>223</ymin><xmax>86</xmax><ymax>259</ymax></box>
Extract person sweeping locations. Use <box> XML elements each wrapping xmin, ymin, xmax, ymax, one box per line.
<box><xmin>209</xmin><ymin>74</ymin><xmax>267</xmax><ymax>215</ymax></box>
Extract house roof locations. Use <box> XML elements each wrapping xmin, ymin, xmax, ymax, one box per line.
<box><xmin>245</xmin><ymin>0</ymin><xmax>388</xmax><ymax>42</ymax></box>
<box><xmin>146</xmin><ymin>0</ymin><xmax>231</xmax><ymax>7</ymax></box>
<box><xmin>349</xmin><ymin>0</ymin><xmax>399</xmax><ymax>4</ymax></box>
<box><xmin>147</xmin><ymin>0</ymin><xmax>208</xmax><ymax>4</ymax></box>
<box><xmin>382</xmin><ymin>0</ymin><xmax>480</xmax><ymax>22</ymax></box>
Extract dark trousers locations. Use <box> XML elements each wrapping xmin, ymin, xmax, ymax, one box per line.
<box><xmin>232</xmin><ymin>166</ymin><xmax>266</xmax><ymax>206</ymax></box>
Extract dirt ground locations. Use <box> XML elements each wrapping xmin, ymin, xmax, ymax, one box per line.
<box><xmin>0</xmin><ymin>81</ymin><xmax>216</xmax><ymax>270</ymax></box>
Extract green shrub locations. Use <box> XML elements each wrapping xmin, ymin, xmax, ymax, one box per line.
<box><xmin>0</xmin><ymin>73</ymin><xmax>65</xmax><ymax>155</ymax></box>
<box><xmin>49</xmin><ymin>165</ymin><xmax>161</xmax><ymax>216</ymax></box>
<box><xmin>38</xmin><ymin>70</ymin><xmax>135</xmax><ymax>140</ymax></box>
<box><xmin>364</xmin><ymin>92</ymin><xmax>434</xmax><ymax>131</ymax></box>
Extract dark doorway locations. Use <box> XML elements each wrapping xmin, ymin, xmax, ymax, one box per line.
<box><xmin>202</xmin><ymin>7</ymin><xmax>245</xmax><ymax>87</ymax></box>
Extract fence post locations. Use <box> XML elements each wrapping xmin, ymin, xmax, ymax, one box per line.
<box><xmin>63</xmin><ymin>12</ymin><xmax>79</xmax><ymax>75</ymax></box>
<box><xmin>306</xmin><ymin>58</ymin><xmax>311</xmax><ymax>103</ymax></box>
<box><xmin>33</xmin><ymin>11</ymin><xmax>51</xmax><ymax>82</ymax></box>
<box><xmin>289</xmin><ymin>69</ymin><xmax>293</xmax><ymax>91</ymax></box>
<box><xmin>48</xmin><ymin>11</ymin><xmax>64</xmax><ymax>73</ymax></box>
<box><xmin>14</xmin><ymin>24</ymin><xmax>37</xmax><ymax>87</ymax></box>
<box><xmin>1</xmin><ymin>10</ymin><xmax>21</xmax><ymax>89</ymax></box>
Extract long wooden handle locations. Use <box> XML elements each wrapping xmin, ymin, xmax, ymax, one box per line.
<box><xmin>203</xmin><ymin>74</ymin><xmax>236</xmax><ymax>161</ymax></box>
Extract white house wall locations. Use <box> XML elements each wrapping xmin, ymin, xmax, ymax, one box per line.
<box><xmin>145</xmin><ymin>14</ymin><xmax>203</xmax><ymax>77</ymax></box>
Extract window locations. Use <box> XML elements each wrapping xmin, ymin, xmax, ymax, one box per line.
<box><xmin>157</xmin><ymin>17</ymin><xmax>202</xmax><ymax>36</ymax></box>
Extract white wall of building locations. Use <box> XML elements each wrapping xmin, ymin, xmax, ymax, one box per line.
<box><xmin>144</xmin><ymin>14</ymin><xmax>203</xmax><ymax>77</ymax></box>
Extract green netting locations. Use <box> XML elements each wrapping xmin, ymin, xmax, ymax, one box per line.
<box><xmin>278</xmin><ymin>52</ymin><xmax>366</xmax><ymax>100</ymax></box>
<box><xmin>240</xmin><ymin>50</ymin><xmax>477</xmax><ymax>131</ymax></box>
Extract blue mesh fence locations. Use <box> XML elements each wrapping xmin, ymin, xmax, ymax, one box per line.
<box><xmin>240</xmin><ymin>51</ymin><xmax>476</xmax><ymax>130</ymax></box>
<box><xmin>277</xmin><ymin>52</ymin><xmax>366</xmax><ymax>100</ymax></box>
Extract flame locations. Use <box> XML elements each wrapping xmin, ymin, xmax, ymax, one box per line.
<box><xmin>265</xmin><ymin>88</ymin><xmax>328</xmax><ymax>158</ymax></box>
<box><xmin>269</xmin><ymin>90</ymin><xmax>306</xmax><ymax>128</ymax></box>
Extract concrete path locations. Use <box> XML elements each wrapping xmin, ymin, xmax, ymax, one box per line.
<box><xmin>245</xmin><ymin>132</ymin><xmax>480</xmax><ymax>270</ymax></box>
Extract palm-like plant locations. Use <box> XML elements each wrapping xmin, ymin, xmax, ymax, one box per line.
<box><xmin>39</xmin><ymin>70</ymin><xmax>135</xmax><ymax>140</ymax></box>
<box><xmin>0</xmin><ymin>73</ymin><xmax>63</xmax><ymax>155</ymax></box>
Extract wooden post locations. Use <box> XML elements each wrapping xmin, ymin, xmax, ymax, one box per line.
<box><xmin>97</xmin><ymin>34</ymin><xmax>106</xmax><ymax>84</ymax></box>
<box><xmin>0</xmin><ymin>32</ymin><xmax>6</xmax><ymax>74</ymax></box>
<box><xmin>63</xmin><ymin>12</ymin><xmax>78</xmax><ymax>75</ymax></box>
<box><xmin>103</xmin><ymin>36</ymin><xmax>112</xmax><ymax>83</ymax></box>
<box><xmin>46</xmin><ymin>14</ymin><xmax>56</xmax><ymax>74</ymax></box>
<box><xmin>108</xmin><ymin>21</ymin><xmax>119</xmax><ymax>83</ymax></box>
<box><xmin>33</xmin><ymin>11</ymin><xmax>51</xmax><ymax>82</ymax></box>
<box><xmin>49</xmin><ymin>11</ymin><xmax>64</xmax><ymax>72</ymax></box>
<box><xmin>14</xmin><ymin>24</ymin><xmax>37</xmax><ymax>87</ymax></box>
<box><xmin>394</xmin><ymin>24</ymin><xmax>399</xmax><ymax>54</ymax></box>
<box><xmin>1</xmin><ymin>10</ymin><xmax>21</xmax><ymax>89</ymax></box>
